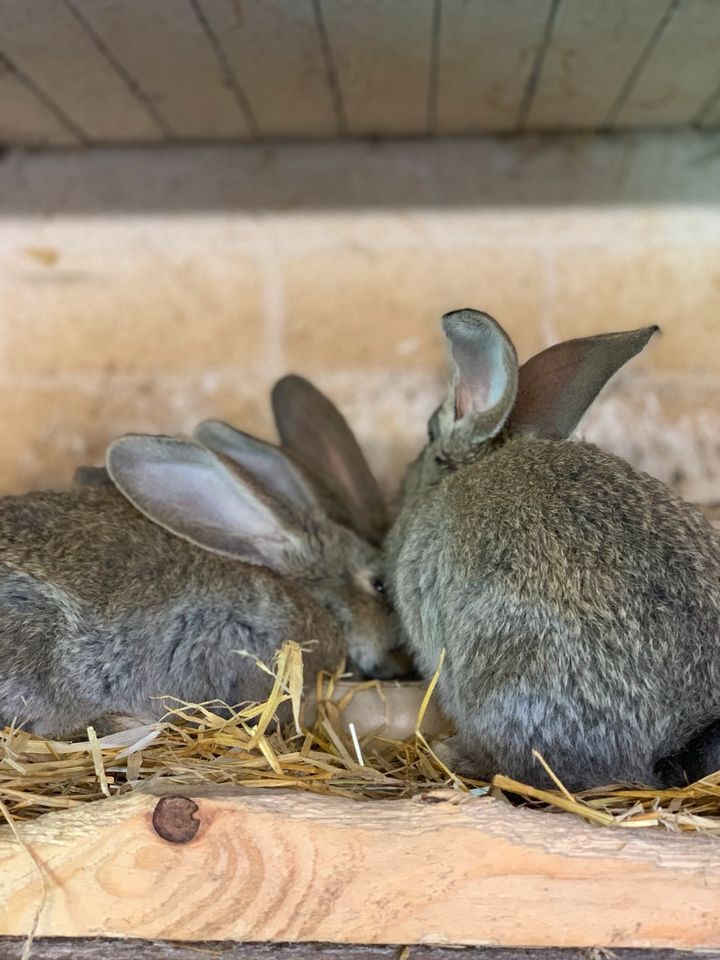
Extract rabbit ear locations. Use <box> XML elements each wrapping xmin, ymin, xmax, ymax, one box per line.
<box><xmin>106</xmin><ymin>435</ymin><xmax>305</xmax><ymax>572</ymax></box>
<box><xmin>73</xmin><ymin>465</ymin><xmax>112</xmax><ymax>489</ymax></box>
<box><xmin>441</xmin><ymin>309</ymin><xmax>519</xmax><ymax>440</ymax></box>
<box><xmin>194</xmin><ymin>420</ymin><xmax>320</xmax><ymax>514</ymax></box>
<box><xmin>507</xmin><ymin>326</ymin><xmax>659</xmax><ymax>440</ymax></box>
<box><xmin>271</xmin><ymin>374</ymin><xmax>387</xmax><ymax>541</ymax></box>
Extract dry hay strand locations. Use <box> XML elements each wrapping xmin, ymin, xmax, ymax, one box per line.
<box><xmin>1</xmin><ymin>641</ymin><xmax>720</xmax><ymax>834</ymax></box>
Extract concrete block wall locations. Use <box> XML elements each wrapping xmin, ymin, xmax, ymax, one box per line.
<box><xmin>0</xmin><ymin>133</ymin><xmax>718</xmax><ymax>503</ymax></box>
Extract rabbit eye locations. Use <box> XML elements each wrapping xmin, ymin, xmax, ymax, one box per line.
<box><xmin>371</xmin><ymin>577</ymin><xmax>385</xmax><ymax>594</ymax></box>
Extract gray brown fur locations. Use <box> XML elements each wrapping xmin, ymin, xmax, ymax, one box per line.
<box><xmin>0</xmin><ymin>475</ymin><xmax>398</xmax><ymax>739</ymax></box>
<box><xmin>385</xmin><ymin>310</ymin><xmax>720</xmax><ymax>791</ymax></box>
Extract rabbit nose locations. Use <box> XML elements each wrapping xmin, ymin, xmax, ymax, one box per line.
<box><xmin>372</xmin><ymin>647</ymin><xmax>417</xmax><ymax>681</ymax></box>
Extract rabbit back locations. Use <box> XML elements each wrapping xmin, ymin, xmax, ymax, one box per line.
<box><xmin>388</xmin><ymin>436</ymin><xmax>720</xmax><ymax>789</ymax></box>
<box><xmin>0</xmin><ymin>487</ymin><xmax>344</xmax><ymax>735</ymax></box>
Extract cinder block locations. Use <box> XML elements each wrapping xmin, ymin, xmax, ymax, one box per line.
<box><xmin>0</xmin><ymin>377</ymin><xmax>272</xmax><ymax>495</ymax></box>
<box><xmin>581</xmin><ymin>373</ymin><xmax>720</xmax><ymax>505</ymax></box>
<box><xmin>0</xmin><ymin>237</ymin><xmax>265</xmax><ymax>376</ymax></box>
<box><xmin>551</xmin><ymin>246</ymin><xmax>720</xmax><ymax>375</ymax></box>
<box><xmin>283</xmin><ymin>246</ymin><xmax>547</xmax><ymax>371</ymax></box>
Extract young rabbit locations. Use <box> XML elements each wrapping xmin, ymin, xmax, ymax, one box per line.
<box><xmin>384</xmin><ymin>309</ymin><xmax>720</xmax><ymax>791</ymax></box>
<box><xmin>0</xmin><ymin>434</ymin><xmax>401</xmax><ymax>738</ymax></box>
<box><xmin>73</xmin><ymin>376</ymin><xmax>389</xmax><ymax>546</ymax></box>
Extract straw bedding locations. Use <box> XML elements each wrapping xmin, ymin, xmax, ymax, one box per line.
<box><xmin>2</xmin><ymin>640</ymin><xmax>720</xmax><ymax>833</ymax></box>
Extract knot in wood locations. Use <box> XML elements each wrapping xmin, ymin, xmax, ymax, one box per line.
<box><xmin>152</xmin><ymin>796</ymin><xmax>200</xmax><ymax>843</ymax></box>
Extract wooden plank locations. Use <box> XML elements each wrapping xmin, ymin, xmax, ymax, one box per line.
<box><xmin>0</xmin><ymin>56</ymin><xmax>78</xmax><ymax>146</ymax></box>
<box><xmin>527</xmin><ymin>0</ymin><xmax>670</xmax><ymax>129</ymax></box>
<box><xmin>612</xmin><ymin>0</ymin><xmax>720</xmax><ymax>127</ymax></box>
<box><xmin>199</xmin><ymin>0</ymin><xmax>338</xmax><ymax>138</ymax></box>
<box><xmin>435</xmin><ymin>0</ymin><xmax>552</xmax><ymax>133</ymax></box>
<box><xmin>320</xmin><ymin>0</ymin><xmax>434</xmax><ymax>136</ymax></box>
<box><xmin>0</xmin><ymin>939</ymin><xmax>708</xmax><ymax>960</ymax></box>
<box><xmin>2</xmin><ymin>789</ymin><xmax>720</xmax><ymax>948</ymax></box>
<box><xmin>0</xmin><ymin>0</ymin><xmax>162</xmax><ymax>143</ymax></box>
<box><xmin>70</xmin><ymin>0</ymin><xmax>252</xmax><ymax>140</ymax></box>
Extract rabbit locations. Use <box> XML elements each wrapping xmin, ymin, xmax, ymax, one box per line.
<box><xmin>0</xmin><ymin>433</ymin><xmax>403</xmax><ymax>739</ymax></box>
<box><xmin>383</xmin><ymin>308</ymin><xmax>720</xmax><ymax>791</ymax></box>
<box><xmin>73</xmin><ymin>376</ymin><xmax>389</xmax><ymax>547</ymax></box>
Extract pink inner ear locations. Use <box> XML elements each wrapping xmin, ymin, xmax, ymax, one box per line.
<box><xmin>455</xmin><ymin>381</ymin><xmax>471</xmax><ymax>419</ymax></box>
<box><xmin>454</xmin><ymin>357</ymin><xmax>494</xmax><ymax>419</ymax></box>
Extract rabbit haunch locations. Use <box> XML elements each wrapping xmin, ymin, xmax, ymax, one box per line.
<box><xmin>0</xmin><ymin>435</ymin><xmax>400</xmax><ymax>738</ymax></box>
<box><xmin>385</xmin><ymin>309</ymin><xmax>720</xmax><ymax>791</ymax></box>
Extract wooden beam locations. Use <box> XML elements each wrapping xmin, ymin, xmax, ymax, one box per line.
<box><xmin>435</xmin><ymin>0</ymin><xmax>550</xmax><ymax>133</ymax></box>
<box><xmin>0</xmin><ymin>0</ymin><xmax>163</xmax><ymax>143</ymax></box>
<box><xmin>1</xmin><ymin>788</ymin><xmax>720</xmax><ymax>949</ymax></box>
<box><xmin>320</xmin><ymin>0</ymin><xmax>435</xmax><ymax>136</ymax></box>
<box><xmin>0</xmin><ymin>938</ymin><xmax>708</xmax><ymax>960</ymax></box>
<box><xmin>611</xmin><ymin>0</ymin><xmax>720</xmax><ymax>127</ymax></box>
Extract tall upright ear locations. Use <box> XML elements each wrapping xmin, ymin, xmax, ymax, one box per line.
<box><xmin>271</xmin><ymin>374</ymin><xmax>387</xmax><ymax>542</ymax></box>
<box><xmin>106</xmin><ymin>435</ymin><xmax>305</xmax><ymax>572</ymax></box>
<box><xmin>194</xmin><ymin>420</ymin><xmax>320</xmax><ymax>515</ymax></box>
<box><xmin>507</xmin><ymin>326</ymin><xmax>659</xmax><ymax>440</ymax></box>
<box><xmin>441</xmin><ymin>309</ymin><xmax>519</xmax><ymax>441</ymax></box>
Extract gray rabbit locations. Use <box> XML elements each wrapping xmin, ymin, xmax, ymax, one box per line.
<box><xmin>74</xmin><ymin>375</ymin><xmax>389</xmax><ymax>546</ymax></box>
<box><xmin>384</xmin><ymin>309</ymin><xmax>720</xmax><ymax>791</ymax></box>
<box><xmin>0</xmin><ymin>433</ymin><xmax>401</xmax><ymax>738</ymax></box>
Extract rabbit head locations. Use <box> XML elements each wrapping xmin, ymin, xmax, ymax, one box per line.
<box><xmin>107</xmin><ymin>434</ymin><xmax>401</xmax><ymax>679</ymax></box>
<box><xmin>401</xmin><ymin>308</ymin><xmax>659</xmax><ymax>504</ymax></box>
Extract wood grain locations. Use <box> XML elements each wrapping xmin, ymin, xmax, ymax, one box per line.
<box><xmin>1</xmin><ymin>789</ymin><xmax>720</xmax><ymax>949</ymax></box>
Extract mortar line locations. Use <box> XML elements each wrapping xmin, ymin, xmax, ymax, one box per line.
<box><xmin>257</xmin><ymin>220</ymin><xmax>286</xmax><ymax>384</ymax></box>
<box><xmin>539</xmin><ymin>244</ymin><xmax>559</xmax><ymax>349</ymax></box>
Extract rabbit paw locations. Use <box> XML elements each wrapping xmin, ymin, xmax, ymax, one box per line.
<box><xmin>432</xmin><ymin>734</ymin><xmax>495</xmax><ymax>781</ymax></box>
